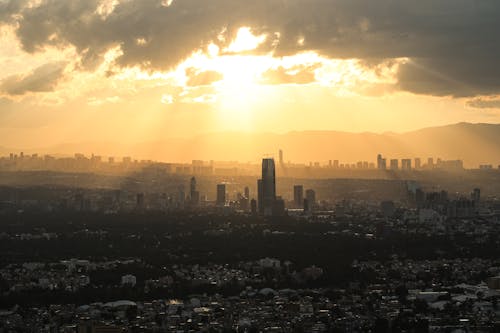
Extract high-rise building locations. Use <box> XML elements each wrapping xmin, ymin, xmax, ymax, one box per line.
<box><xmin>390</xmin><ymin>159</ymin><xmax>399</xmax><ymax>170</ymax></box>
<box><xmin>401</xmin><ymin>159</ymin><xmax>412</xmax><ymax>170</ymax></box>
<box><xmin>294</xmin><ymin>185</ymin><xmax>304</xmax><ymax>208</ymax></box>
<box><xmin>279</xmin><ymin>150</ymin><xmax>284</xmax><ymax>165</ymax></box>
<box><xmin>260</xmin><ymin>158</ymin><xmax>276</xmax><ymax>216</ymax></box>
<box><xmin>244</xmin><ymin>186</ymin><xmax>250</xmax><ymax>199</ymax></box>
<box><xmin>190</xmin><ymin>177</ymin><xmax>199</xmax><ymax>206</ymax></box>
<box><xmin>414</xmin><ymin>158</ymin><xmax>421</xmax><ymax>169</ymax></box>
<box><xmin>216</xmin><ymin>184</ymin><xmax>226</xmax><ymax>206</ymax></box>
<box><xmin>377</xmin><ymin>154</ymin><xmax>387</xmax><ymax>170</ymax></box>
<box><xmin>250</xmin><ymin>199</ymin><xmax>257</xmax><ymax>216</ymax></box>
<box><xmin>305</xmin><ymin>189</ymin><xmax>316</xmax><ymax>213</ymax></box>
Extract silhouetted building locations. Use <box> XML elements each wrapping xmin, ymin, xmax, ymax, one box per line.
<box><xmin>414</xmin><ymin>158</ymin><xmax>421</xmax><ymax>169</ymax></box>
<box><xmin>390</xmin><ymin>159</ymin><xmax>399</xmax><ymax>170</ymax></box>
<box><xmin>250</xmin><ymin>199</ymin><xmax>257</xmax><ymax>216</ymax></box>
<box><xmin>294</xmin><ymin>185</ymin><xmax>304</xmax><ymax>208</ymax></box>
<box><xmin>377</xmin><ymin>154</ymin><xmax>387</xmax><ymax>170</ymax></box>
<box><xmin>244</xmin><ymin>186</ymin><xmax>250</xmax><ymax>200</ymax></box>
<box><xmin>216</xmin><ymin>184</ymin><xmax>226</xmax><ymax>206</ymax></box>
<box><xmin>272</xmin><ymin>197</ymin><xmax>286</xmax><ymax>216</ymax></box>
<box><xmin>261</xmin><ymin>158</ymin><xmax>276</xmax><ymax>216</ymax></box>
<box><xmin>401</xmin><ymin>159</ymin><xmax>412</xmax><ymax>170</ymax></box>
<box><xmin>305</xmin><ymin>189</ymin><xmax>316</xmax><ymax>213</ymax></box>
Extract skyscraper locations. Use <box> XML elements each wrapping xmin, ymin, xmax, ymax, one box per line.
<box><xmin>190</xmin><ymin>176</ymin><xmax>199</xmax><ymax>206</ymax></box>
<box><xmin>294</xmin><ymin>185</ymin><xmax>304</xmax><ymax>208</ymax></box>
<box><xmin>260</xmin><ymin>158</ymin><xmax>276</xmax><ymax>216</ymax></box>
<box><xmin>216</xmin><ymin>184</ymin><xmax>226</xmax><ymax>206</ymax></box>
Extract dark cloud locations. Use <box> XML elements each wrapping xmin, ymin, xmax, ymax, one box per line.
<box><xmin>185</xmin><ymin>68</ymin><xmax>223</xmax><ymax>87</ymax></box>
<box><xmin>466</xmin><ymin>98</ymin><xmax>500</xmax><ymax>109</ymax></box>
<box><xmin>3</xmin><ymin>0</ymin><xmax>500</xmax><ymax>96</ymax></box>
<box><xmin>0</xmin><ymin>61</ymin><xmax>67</xmax><ymax>95</ymax></box>
<box><xmin>0</xmin><ymin>0</ymin><xmax>29</xmax><ymax>23</ymax></box>
<box><xmin>260</xmin><ymin>65</ymin><xmax>319</xmax><ymax>85</ymax></box>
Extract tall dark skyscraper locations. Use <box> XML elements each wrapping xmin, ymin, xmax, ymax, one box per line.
<box><xmin>294</xmin><ymin>185</ymin><xmax>304</xmax><ymax>208</ymax></box>
<box><xmin>216</xmin><ymin>184</ymin><xmax>226</xmax><ymax>206</ymax></box>
<box><xmin>260</xmin><ymin>158</ymin><xmax>276</xmax><ymax>216</ymax></box>
<box><xmin>190</xmin><ymin>176</ymin><xmax>199</xmax><ymax>206</ymax></box>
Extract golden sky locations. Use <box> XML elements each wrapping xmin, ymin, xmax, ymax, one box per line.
<box><xmin>1</xmin><ymin>0</ymin><xmax>500</xmax><ymax>150</ymax></box>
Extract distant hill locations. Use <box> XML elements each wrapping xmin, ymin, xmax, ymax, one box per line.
<box><xmin>4</xmin><ymin>123</ymin><xmax>500</xmax><ymax>167</ymax></box>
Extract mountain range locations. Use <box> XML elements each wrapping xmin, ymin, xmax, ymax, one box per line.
<box><xmin>1</xmin><ymin>122</ymin><xmax>499</xmax><ymax>167</ymax></box>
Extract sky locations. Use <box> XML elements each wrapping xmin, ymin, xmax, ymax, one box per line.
<box><xmin>1</xmin><ymin>0</ymin><xmax>500</xmax><ymax>149</ymax></box>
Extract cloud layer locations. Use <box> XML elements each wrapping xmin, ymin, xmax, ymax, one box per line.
<box><xmin>0</xmin><ymin>61</ymin><xmax>66</xmax><ymax>95</ymax></box>
<box><xmin>1</xmin><ymin>0</ymin><xmax>500</xmax><ymax>97</ymax></box>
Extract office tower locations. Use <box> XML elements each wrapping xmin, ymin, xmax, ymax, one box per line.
<box><xmin>333</xmin><ymin>160</ymin><xmax>339</xmax><ymax>169</ymax></box>
<box><xmin>272</xmin><ymin>197</ymin><xmax>286</xmax><ymax>216</ymax></box>
<box><xmin>261</xmin><ymin>158</ymin><xmax>276</xmax><ymax>216</ymax></box>
<box><xmin>216</xmin><ymin>184</ymin><xmax>226</xmax><ymax>206</ymax></box>
<box><xmin>401</xmin><ymin>159</ymin><xmax>412</xmax><ymax>170</ymax></box>
<box><xmin>257</xmin><ymin>179</ymin><xmax>264</xmax><ymax>215</ymax></box>
<box><xmin>390</xmin><ymin>159</ymin><xmax>399</xmax><ymax>170</ymax></box>
<box><xmin>414</xmin><ymin>158</ymin><xmax>421</xmax><ymax>169</ymax></box>
<box><xmin>244</xmin><ymin>186</ymin><xmax>250</xmax><ymax>199</ymax></box>
<box><xmin>190</xmin><ymin>177</ymin><xmax>199</xmax><ymax>206</ymax></box>
<box><xmin>377</xmin><ymin>154</ymin><xmax>387</xmax><ymax>170</ymax></box>
<box><xmin>305</xmin><ymin>189</ymin><xmax>316</xmax><ymax>212</ymax></box>
<box><xmin>294</xmin><ymin>185</ymin><xmax>304</xmax><ymax>208</ymax></box>
<box><xmin>250</xmin><ymin>199</ymin><xmax>257</xmax><ymax>216</ymax></box>
<box><xmin>279</xmin><ymin>150</ymin><xmax>284</xmax><ymax>165</ymax></box>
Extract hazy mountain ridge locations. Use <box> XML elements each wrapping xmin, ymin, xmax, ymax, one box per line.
<box><xmin>4</xmin><ymin>123</ymin><xmax>500</xmax><ymax>167</ymax></box>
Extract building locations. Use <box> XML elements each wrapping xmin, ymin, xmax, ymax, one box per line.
<box><xmin>121</xmin><ymin>274</ymin><xmax>137</xmax><ymax>287</ymax></box>
<box><xmin>305</xmin><ymin>189</ymin><xmax>316</xmax><ymax>213</ymax></box>
<box><xmin>294</xmin><ymin>185</ymin><xmax>304</xmax><ymax>208</ymax></box>
<box><xmin>390</xmin><ymin>159</ymin><xmax>399</xmax><ymax>170</ymax></box>
<box><xmin>216</xmin><ymin>184</ymin><xmax>226</xmax><ymax>206</ymax></box>
<box><xmin>377</xmin><ymin>154</ymin><xmax>387</xmax><ymax>170</ymax></box>
<box><xmin>414</xmin><ymin>158</ymin><xmax>421</xmax><ymax>169</ymax></box>
<box><xmin>260</xmin><ymin>158</ymin><xmax>276</xmax><ymax>216</ymax></box>
<box><xmin>250</xmin><ymin>199</ymin><xmax>257</xmax><ymax>216</ymax></box>
<box><xmin>401</xmin><ymin>159</ymin><xmax>412</xmax><ymax>170</ymax></box>
<box><xmin>188</xmin><ymin>177</ymin><xmax>200</xmax><ymax>206</ymax></box>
